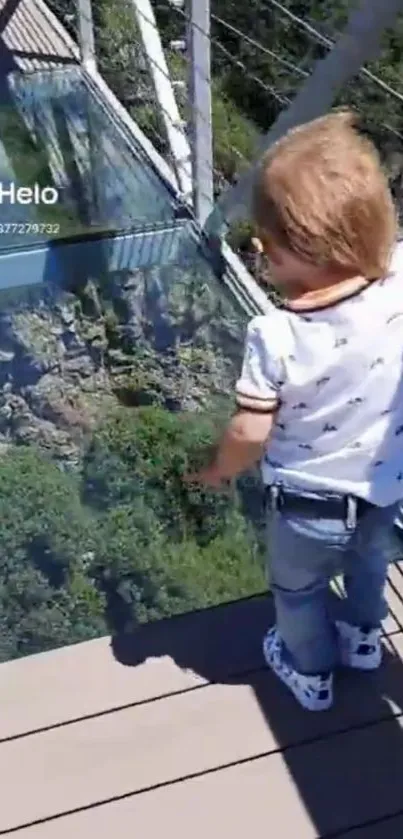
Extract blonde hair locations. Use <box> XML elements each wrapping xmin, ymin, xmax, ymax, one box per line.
<box><xmin>253</xmin><ymin>111</ymin><xmax>397</xmax><ymax>278</ymax></box>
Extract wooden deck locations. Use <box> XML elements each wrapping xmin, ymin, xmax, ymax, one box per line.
<box><xmin>1</xmin><ymin>563</ymin><xmax>403</xmax><ymax>838</ymax></box>
<box><xmin>0</xmin><ymin>0</ymin><xmax>78</xmax><ymax>74</ymax></box>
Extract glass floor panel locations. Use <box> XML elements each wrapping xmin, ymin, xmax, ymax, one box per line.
<box><xmin>0</xmin><ymin>66</ymin><xmax>178</xmax><ymax>250</ymax></box>
<box><xmin>0</xmin><ymin>221</ymin><xmax>265</xmax><ymax>663</ymax></box>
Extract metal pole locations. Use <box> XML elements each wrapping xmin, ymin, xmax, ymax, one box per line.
<box><xmin>188</xmin><ymin>0</ymin><xmax>214</xmax><ymax>225</ymax></box>
<box><xmin>205</xmin><ymin>0</ymin><xmax>403</xmax><ymax>235</ymax></box>
<box><xmin>76</xmin><ymin>0</ymin><xmax>97</xmax><ymax>72</ymax></box>
<box><xmin>132</xmin><ymin>0</ymin><xmax>193</xmax><ymax>202</ymax></box>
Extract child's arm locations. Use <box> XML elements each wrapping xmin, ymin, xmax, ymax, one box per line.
<box><xmin>185</xmin><ymin>315</ymin><xmax>282</xmax><ymax>488</ymax></box>
<box><xmin>185</xmin><ymin>408</ymin><xmax>275</xmax><ymax>488</ymax></box>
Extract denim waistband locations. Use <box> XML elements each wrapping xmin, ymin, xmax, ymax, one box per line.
<box><xmin>265</xmin><ymin>485</ymin><xmax>375</xmax><ymax>531</ymax></box>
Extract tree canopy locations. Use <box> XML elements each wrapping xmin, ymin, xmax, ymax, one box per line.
<box><xmin>0</xmin><ymin>405</ymin><xmax>265</xmax><ymax>662</ymax></box>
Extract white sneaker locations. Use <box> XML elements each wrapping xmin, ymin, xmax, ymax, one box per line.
<box><xmin>336</xmin><ymin>621</ymin><xmax>382</xmax><ymax>670</ymax></box>
<box><xmin>262</xmin><ymin>627</ymin><xmax>333</xmax><ymax>712</ymax></box>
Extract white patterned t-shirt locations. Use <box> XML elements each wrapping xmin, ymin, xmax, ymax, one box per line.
<box><xmin>235</xmin><ymin>241</ymin><xmax>403</xmax><ymax>506</ymax></box>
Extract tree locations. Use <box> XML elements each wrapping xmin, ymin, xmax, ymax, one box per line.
<box><xmin>0</xmin><ymin>447</ymin><xmax>106</xmax><ymax>660</ymax></box>
<box><xmin>212</xmin><ymin>0</ymin><xmax>403</xmax><ymax>229</ymax></box>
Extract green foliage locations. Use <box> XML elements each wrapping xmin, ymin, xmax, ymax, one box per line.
<box><xmin>0</xmin><ymin>447</ymin><xmax>93</xmax><ymax>571</ymax></box>
<box><xmin>212</xmin><ymin>83</ymin><xmax>260</xmax><ymax>183</ymax></box>
<box><xmin>0</xmin><ymin>447</ymin><xmax>106</xmax><ymax>660</ymax></box>
<box><xmin>86</xmin><ymin>406</ymin><xmax>265</xmax><ymax>628</ymax></box>
<box><xmin>0</xmin><ymin>406</ymin><xmax>265</xmax><ymax>661</ymax></box>
<box><xmin>84</xmin><ymin>405</ymin><xmax>239</xmax><ymax>543</ymax></box>
<box><xmin>159</xmin><ymin>523</ymin><xmax>264</xmax><ymax>610</ymax></box>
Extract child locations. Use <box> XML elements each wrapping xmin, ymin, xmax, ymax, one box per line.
<box><xmin>185</xmin><ymin>110</ymin><xmax>403</xmax><ymax>711</ymax></box>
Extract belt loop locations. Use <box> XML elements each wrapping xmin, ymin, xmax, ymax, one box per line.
<box><xmin>270</xmin><ymin>484</ymin><xmax>280</xmax><ymax>513</ymax></box>
<box><xmin>346</xmin><ymin>495</ymin><xmax>357</xmax><ymax>531</ymax></box>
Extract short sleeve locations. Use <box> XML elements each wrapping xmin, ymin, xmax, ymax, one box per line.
<box><xmin>235</xmin><ymin>316</ymin><xmax>283</xmax><ymax>412</ymax></box>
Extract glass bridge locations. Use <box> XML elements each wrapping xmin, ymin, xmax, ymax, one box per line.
<box><xmin>0</xmin><ymin>61</ymin><xmax>265</xmax><ymax>663</ymax></box>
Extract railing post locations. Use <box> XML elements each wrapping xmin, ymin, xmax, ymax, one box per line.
<box><xmin>132</xmin><ymin>0</ymin><xmax>193</xmax><ymax>203</ymax></box>
<box><xmin>188</xmin><ymin>0</ymin><xmax>214</xmax><ymax>225</ymax></box>
<box><xmin>76</xmin><ymin>0</ymin><xmax>97</xmax><ymax>72</ymax></box>
<box><xmin>205</xmin><ymin>0</ymin><xmax>403</xmax><ymax>235</ymax></box>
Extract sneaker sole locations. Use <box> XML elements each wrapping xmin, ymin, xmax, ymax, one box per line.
<box><xmin>340</xmin><ymin>649</ymin><xmax>382</xmax><ymax>671</ymax></box>
<box><xmin>336</xmin><ymin>623</ymin><xmax>382</xmax><ymax>671</ymax></box>
<box><xmin>262</xmin><ymin>636</ymin><xmax>333</xmax><ymax>712</ymax></box>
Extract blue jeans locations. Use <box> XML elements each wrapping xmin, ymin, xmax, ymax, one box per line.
<box><xmin>267</xmin><ymin>491</ymin><xmax>402</xmax><ymax>676</ymax></box>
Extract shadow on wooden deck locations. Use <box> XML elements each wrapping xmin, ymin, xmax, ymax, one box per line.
<box><xmin>111</xmin><ymin>585</ymin><xmax>403</xmax><ymax>837</ymax></box>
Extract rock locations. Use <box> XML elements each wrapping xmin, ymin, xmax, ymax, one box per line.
<box><xmin>56</xmin><ymin>339</ymin><xmax>66</xmax><ymax>357</ymax></box>
<box><xmin>26</xmin><ymin>374</ymin><xmax>94</xmax><ymax>431</ymax></box>
<box><xmin>63</xmin><ymin>355</ymin><xmax>95</xmax><ymax>378</ymax></box>
<box><xmin>109</xmin><ymin>271</ymin><xmax>146</xmax><ymax>341</ymax></box>
<box><xmin>122</xmin><ymin>318</ymin><xmax>143</xmax><ymax>343</ymax></box>
<box><xmin>1</xmin><ymin>387</ymin><xmax>81</xmax><ymax>460</ymax></box>
<box><xmin>61</xmin><ymin>330</ymin><xmax>87</xmax><ymax>356</ymax></box>
<box><xmin>0</xmin><ymin>394</ymin><xmax>37</xmax><ymax>438</ymax></box>
<box><xmin>80</xmin><ymin>279</ymin><xmax>103</xmax><ymax>319</ymax></box>
<box><xmin>81</xmin><ymin>322</ymin><xmax>106</xmax><ymax>344</ymax></box>
<box><xmin>13</xmin><ymin>417</ymin><xmax>78</xmax><ymax>460</ymax></box>
<box><xmin>121</xmin><ymin>271</ymin><xmax>143</xmax><ymax>291</ymax></box>
<box><xmin>0</xmin><ymin>402</ymin><xmax>12</xmax><ymax>423</ymax></box>
<box><xmin>107</xmin><ymin>348</ymin><xmax>132</xmax><ymax>367</ymax></box>
<box><xmin>57</xmin><ymin>304</ymin><xmax>76</xmax><ymax>327</ymax></box>
<box><xmin>9</xmin><ymin>311</ymin><xmax>62</xmax><ymax>375</ymax></box>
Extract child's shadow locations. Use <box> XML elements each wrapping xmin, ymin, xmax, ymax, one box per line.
<box><xmin>111</xmin><ymin>594</ymin><xmax>403</xmax><ymax>837</ymax></box>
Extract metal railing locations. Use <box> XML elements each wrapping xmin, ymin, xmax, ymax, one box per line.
<box><xmin>26</xmin><ymin>0</ymin><xmax>403</xmax><ymax>279</ymax></box>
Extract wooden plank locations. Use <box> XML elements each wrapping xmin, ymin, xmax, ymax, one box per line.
<box><xmin>2</xmin><ymin>634</ymin><xmax>403</xmax><ymax>832</ymax></box>
<box><xmin>0</xmin><ymin>595</ymin><xmax>272</xmax><ymax>740</ymax></box>
<box><xmin>9</xmin><ymin>716</ymin><xmax>403</xmax><ymax>839</ymax></box>
<box><xmin>383</xmin><ymin>581</ymin><xmax>402</xmax><ymax>634</ymax></box>
<box><xmin>0</xmin><ymin>573</ymin><xmax>401</xmax><ymax>743</ymax></box>
<box><xmin>0</xmin><ymin>636</ymin><xmax>205</xmax><ymax>742</ymax></box>
<box><xmin>0</xmin><ymin>763</ymin><xmax>319</xmax><ymax>839</ymax></box>
<box><xmin>0</xmin><ymin>0</ymin><xmax>78</xmax><ymax>72</ymax></box>
<box><xmin>385</xmin><ymin>563</ymin><xmax>403</xmax><ymax>632</ymax></box>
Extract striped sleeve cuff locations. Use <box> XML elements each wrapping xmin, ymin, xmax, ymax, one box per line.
<box><xmin>235</xmin><ymin>383</ymin><xmax>279</xmax><ymax>413</ymax></box>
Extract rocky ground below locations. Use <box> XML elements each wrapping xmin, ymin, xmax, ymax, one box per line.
<box><xmin>0</xmin><ymin>265</ymin><xmax>245</xmax><ymax>468</ymax></box>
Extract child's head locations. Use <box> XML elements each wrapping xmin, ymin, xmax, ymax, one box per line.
<box><xmin>252</xmin><ymin>110</ymin><xmax>397</xmax><ymax>292</ymax></box>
